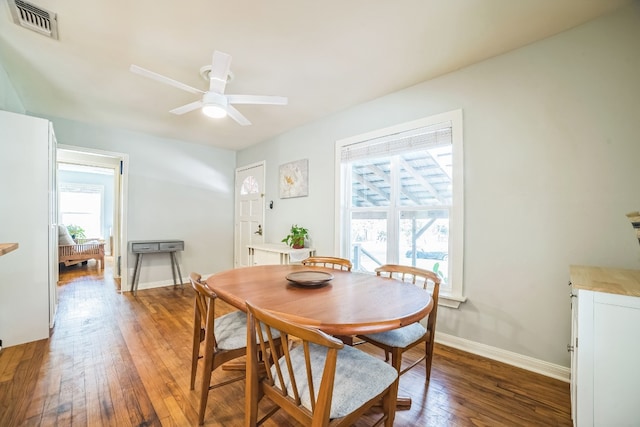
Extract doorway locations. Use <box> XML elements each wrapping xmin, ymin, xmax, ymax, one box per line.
<box><xmin>234</xmin><ymin>162</ymin><xmax>265</xmax><ymax>267</ymax></box>
<box><xmin>57</xmin><ymin>146</ymin><xmax>128</xmax><ymax>290</ymax></box>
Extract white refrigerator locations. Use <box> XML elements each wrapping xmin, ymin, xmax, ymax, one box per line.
<box><xmin>0</xmin><ymin>109</ymin><xmax>57</xmax><ymax>347</ymax></box>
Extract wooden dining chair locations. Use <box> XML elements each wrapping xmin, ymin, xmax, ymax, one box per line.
<box><xmin>246</xmin><ymin>301</ymin><xmax>398</xmax><ymax>427</ymax></box>
<box><xmin>301</xmin><ymin>256</ymin><xmax>355</xmax><ymax>345</ymax></box>
<box><xmin>189</xmin><ymin>273</ymin><xmax>249</xmax><ymax>425</ymax></box>
<box><xmin>301</xmin><ymin>256</ymin><xmax>352</xmax><ymax>271</ymax></box>
<box><xmin>357</xmin><ymin>264</ymin><xmax>441</xmax><ymax>383</ymax></box>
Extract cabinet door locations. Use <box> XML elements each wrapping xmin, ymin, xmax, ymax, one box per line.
<box><xmin>576</xmin><ymin>290</ymin><xmax>595</xmax><ymax>427</ymax></box>
<box><xmin>592</xmin><ymin>292</ymin><xmax>640</xmax><ymax>425</ymax></box>
<box><xmin>569</xmin><ymin>288</ymin><xmax>578</xmax><ymax>426</ymax></box>
<box><xmin>253</xmin><ymin>250</ymin><xmax>281</xmax><ymax>266</ymax></box>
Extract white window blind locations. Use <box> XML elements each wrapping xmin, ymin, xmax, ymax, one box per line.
<box><xmin>340</xmin><ymin>121</ymin><xmax>452</xmax><ymax>163</ymax></box>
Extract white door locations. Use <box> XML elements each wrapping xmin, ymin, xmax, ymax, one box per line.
<box><xmin>235</xmin><ymin>162</ymin><xmax>265</xmax><ymax>267</ymax></box>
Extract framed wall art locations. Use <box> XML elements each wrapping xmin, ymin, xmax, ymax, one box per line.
<box><xmin>279</xmin><ymin>159</ymin><xmax>308</xmax><ymax>198</ymax></box>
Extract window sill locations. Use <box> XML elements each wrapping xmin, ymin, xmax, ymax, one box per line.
<box><xmin>439</xmin><ymin>293</ymin><xmax>467</xmax><ymax>309</ymax></box>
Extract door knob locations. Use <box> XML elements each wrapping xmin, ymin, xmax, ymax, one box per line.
<box><xmin>254</xmin><ymin>225</ymin><xmax>263</xmax><ymax>236</ymax></box>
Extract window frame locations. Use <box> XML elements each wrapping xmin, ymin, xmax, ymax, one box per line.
<box><xmin>334</xmin><ymin>110</ymin><xmax>465</xmax><ymax>308</ymax></box>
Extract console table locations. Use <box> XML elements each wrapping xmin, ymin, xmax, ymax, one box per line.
<box><xmin>130</xmin><ymin>240</ymin><xmax>184</xmax><ymax>294</ymax></box>
<box><xmin>247</xmin><ymin>243</ymin><xmax>315</xmax><ymax>266</ymax></box>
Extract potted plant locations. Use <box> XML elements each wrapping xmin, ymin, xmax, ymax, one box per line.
<box><xmin>281</xmin><ymin>224</ymin><xmax>309</xmax><ymax>249</ymax></box>
<box><xmin>66</xmin><ymin>224</ymin><xmax>86</xmax><ymax>240</ymax></box>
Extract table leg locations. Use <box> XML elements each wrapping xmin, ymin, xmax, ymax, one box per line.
<box><xmin>131</xmin><ymin>253</ymin><xmax>143</xmax><ymax>294</ymax></box>
<box><xmin>396</xmin><ymin>397</ymin><xmax>412</xmax><ymax>409</ymax></box>
<box><xmin>169</xmin><ymin>252</ymin><xmax>178</xmax><ymax>287</ymax></box>
<box><xmin>171</xmin><ymin>251</ymin><xmax>184</xmax><ymax>288</ymax></box>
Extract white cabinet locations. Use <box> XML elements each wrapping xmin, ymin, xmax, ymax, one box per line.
<box><xmin>0</xmin><ymin>110</ymin><xmax>57</xmax><ymax>347</ymax></box>
<box><xmin>569</xmin><ymin>266</ymin><xmax>640</xmax><ymax>427</ymax></box>
<box><xmin>248</xmin><ymin>243</ymin><xmax>315</xmax><ymax>266</ymax></box>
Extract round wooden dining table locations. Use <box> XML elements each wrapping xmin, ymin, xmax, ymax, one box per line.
<box><xmin>205</xmin><ymin>264</ymin><xmax>434</xmax><ymax>426</ymax></box>
<box><xmin>205</xmin><ymin>264</ymin><xmax>434</xmax><ymax>336</ymax></box>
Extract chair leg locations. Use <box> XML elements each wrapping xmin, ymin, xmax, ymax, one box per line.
<box><xmin>390</xmin><ymin>347</ymin><xmax>403</xmax><ymax>374</ymax></box>
<box><xmin>190</xmin><ymin>327</ymin><xmax>201</xmax><ymax>390</ymax></box>
<box><xmin>425</xmin><ymin>339</ymin><xmax>434</xmax><ymax>382</ymax></box>
<box><xmin>382</xmin><ymin>378</ymin><xmax>397</xmax><ymax>427</ymax></box>
<box><xmin>198</xmin><ymin>356</ymin><xmax>214</xmax><ymax>425</ymax></box>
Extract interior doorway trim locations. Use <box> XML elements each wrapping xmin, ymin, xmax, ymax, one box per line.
<box><xmin>57</xmin><ymin>144</ymin><xmax>129</xmax><ymax>291</ymax></box>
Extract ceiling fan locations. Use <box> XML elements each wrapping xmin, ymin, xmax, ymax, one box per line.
<box><xmin>130</xmin><ymin>51</ymin><xmax>287</xmax><ymax>126</ymax></box>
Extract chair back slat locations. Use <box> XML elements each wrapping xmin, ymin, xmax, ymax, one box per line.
<box><xmin>302</xmin><ymin>256</ymin><xmax>352</xmax><ymax>271</ymax></box>
<box><xmin>302</xmin><ymin>341</ymin><xmax>316</xmax><ymax>412</ymax></box>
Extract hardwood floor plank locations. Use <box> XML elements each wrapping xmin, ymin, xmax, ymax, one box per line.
<box><xmin>0</xmin><ymin>345</ymin><xmax>25</xmax><ymax>383</ymax></box>
<box><xmin>0</xmin><ymin>259</ymin><xmax>572</xmax><ymax>426</ymax></box>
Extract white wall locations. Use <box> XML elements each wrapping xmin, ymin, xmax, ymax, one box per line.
<box><xmin>48</xmin><ymin>117</ymin><xmax>237</xmax><ymax>286</ymax></box>
<box><xmin>237</xmin><ymin>4</ymin><xmax>640</xmax><ymax>367</ymax></box>
<box><xmin>0</xmin><ymin>60</ymin><xmax>25</xmax><ymax>113</ymax></box>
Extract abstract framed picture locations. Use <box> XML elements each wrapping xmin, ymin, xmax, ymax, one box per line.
<box><xmin>279</xmin><ymin>159</ymin><xmax>309</xmax><ymax>198</ymax></box>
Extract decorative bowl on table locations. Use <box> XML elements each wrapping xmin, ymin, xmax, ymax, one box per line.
<box><xmin>285</xmin><ymin>271</ymin><xmax>333</xmax><ymax>288</ymax></box>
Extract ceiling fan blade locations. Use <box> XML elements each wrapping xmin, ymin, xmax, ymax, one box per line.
<box><xmin>209</xmin><ymin>51</ymin><xmax>232</xmax><ymax>93</ymax></box>
<box><xmin>169</xmin><ymin>100</ymin><xmax>203</xmax><ymax>115</ymax></box>
<box><xmin>130</xmin><ymin>64</ymin><xmax>204</xmax><ymax>95</ymax></box>
<box><xmin>226</xmin><ymin>105</ymin><xmax>251</xmax><ymax>126</ymax></box>
<box><xmin>226</xmin><ymin>95</ymin><xmax>288</xmax><ymax>105</ymax></box>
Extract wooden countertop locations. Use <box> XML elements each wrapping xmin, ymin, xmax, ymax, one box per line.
<box><xmin>0</xmin><ymin>243</ymin><xmax>19</xmax><ymax>256</ymax></box>
<box><xmin>570</xmin><ymin>265</ymin><xmax>640</xmax><ymax>297</ymax></box>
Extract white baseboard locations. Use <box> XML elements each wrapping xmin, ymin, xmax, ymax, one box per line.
<box><xmin>436</xmin><ymin>332</ymin><xmax>570</xmax><ymax>382</ymax></box>
<box><xmin>128</xmin><ymin>277</ymin><xmax>185</xmax><ymax>292</ymax></box>
<box><xmin>125</xmin><ymin>273</ymin><xmax>216</xmax><ymax>292</ymax></box>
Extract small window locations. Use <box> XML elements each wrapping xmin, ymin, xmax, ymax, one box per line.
<box><xmin>59</xmin><ymin>183</ymin><xmax>104</xmax><ymax>239</ymax></box>
<box><xmin>240</xmin><ymin>175</ymin><xmax>260</xmax><ymax>195</ymax></box>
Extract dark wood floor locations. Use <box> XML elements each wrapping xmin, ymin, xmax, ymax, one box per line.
<box><xmin>0</xmin><ymin>259</ymin><xmax>572</xmax><ymax>426</ymax></box>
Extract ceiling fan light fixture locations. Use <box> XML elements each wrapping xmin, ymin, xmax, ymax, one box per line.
<box><xmin>202</xmin><ymin>92</ymin><xmax>228</xmax><ymax>118</ymax></box>
<box><xmin>202</xmin><ymin>103</ymin><xmax>227</xmax><ymax>118</ymax></box>
<box><xmin>130</xmin><ymin>50</ymin><xmax>286</xmax><ymax>126</ymax></box>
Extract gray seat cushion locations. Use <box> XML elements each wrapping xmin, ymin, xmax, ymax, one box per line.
<box><xmin>215</xmin><ymin>311</ymin><xmax>280</xmax><ymax>350</ymax></box>
<box><xmin>272</xmin><ymin>343</ymin><xmax>398</xmax><ymax>419</ymax></box>
<box><xmin>214</xmin><ymin>311</ymin><xmax>248</xmax><ymax>350</ymax></box>
<box><xmin>363</xmin><ymin>322</ymin><xmax>426</xmax><ymax>348</ymax></box>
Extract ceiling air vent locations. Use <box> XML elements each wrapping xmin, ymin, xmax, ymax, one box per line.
<box><xmin>7</xmin><ymin>0</ymin><xmax>59</xmax><ymax>39</ymax></box>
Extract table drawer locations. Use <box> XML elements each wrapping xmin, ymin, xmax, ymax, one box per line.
<box><xmin>131</xmin><ymin>242</ymin><xmax>160</xmax><ymax>253</ymax></box>
<box><xmin>160</xmin><ymin>241</ymin><xmax>184</xmax><ymax>251</ymax></box>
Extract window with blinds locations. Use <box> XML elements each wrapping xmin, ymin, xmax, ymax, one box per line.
<box><xmin>336</xmin><ymin>110</ymin><xmax>464</xmax><ymax>302</ymax></box>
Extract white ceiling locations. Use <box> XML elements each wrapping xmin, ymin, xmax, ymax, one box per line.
<box><xmin>0</xmin><ymin>0</ymin><xmax>631</xmax><ymax>151</ymax></box>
